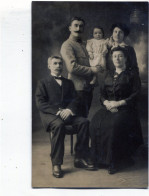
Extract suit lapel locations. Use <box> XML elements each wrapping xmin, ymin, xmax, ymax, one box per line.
<box><xmin>48</xmin><ymin>76</ymin><xmax>62</xmax><ymax>100</ymax></box>
<box><xmin>61</xmin><ymin>78</ymin><xmax>68</xmax><ymax>102</ymax></box>
<box><xmin>47</xmin><ymin>75</ymin><xmax>69</xmax><ymax>103</ymax></box>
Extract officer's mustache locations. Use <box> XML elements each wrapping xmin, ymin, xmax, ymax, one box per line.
<box><xmin>74</xmin><ymin>31</ymin><xmax>82</xmax><ymax>33</ymax></box>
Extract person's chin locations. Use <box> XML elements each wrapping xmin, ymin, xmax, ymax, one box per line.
<box><xmin>73</xmin><ymin>33</ymin><xmax>81</xmax><ymax>37</ymax></box>
<box><xmin>115</xmin><ymin>64</ymin><xmax>120</xmax><ymax>67</ymax></box>
<box><xmin>55</xmin><ymin>71</ymin><xmax>61</xmax><ymax>75</ymax></box>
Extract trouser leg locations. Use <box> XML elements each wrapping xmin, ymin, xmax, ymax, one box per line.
<box><xmin>48</xmin><ymin>118</ymin><xmax>65</xmax><ymax>166</ymax></box>
<box><xmin>70</xmin><ymin>116</ymin><xmax>90</xmax><ymax>159</ymax></box>
<box><xmin>89</xmin><ymin>120</ymin><xmax>97</xmax><ymax>163</ymax></box>
<box><xmin>76</xmin><ymin>90</ymin><xmax>93</xmax><ymax>118</ymax></box>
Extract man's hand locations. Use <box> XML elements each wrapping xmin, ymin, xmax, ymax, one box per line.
<box><xmin>91</xmin><ymin>66</ymin><xmax>103</xmax><ymax>73</ymax></box>
<box><xmin>59</xmin><ymin>109</ymin><xmax>72</xmax><ymax>120</ymax></box>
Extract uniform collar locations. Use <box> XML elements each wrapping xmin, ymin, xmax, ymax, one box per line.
<box><xmin>69</xmin><ymin>34</ymin><xmax>83</xmax><ymax>43</ymax></box>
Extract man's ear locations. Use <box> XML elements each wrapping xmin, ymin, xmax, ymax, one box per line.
<box><xmin>69</xmin><ymin>26</ymin><xmax>71</xmax><ymax>32</ymax></box>
<box><xmin>48</xmin><ymin>64</ymin><xmax>51</xmax><ymax>70</ymax></box>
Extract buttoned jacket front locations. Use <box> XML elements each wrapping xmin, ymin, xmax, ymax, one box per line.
<box><xmin>35</xmin><ymin>75</ymin><xmax>78</xmax><ymax>131</ymax></box>
<box><xmin>60</xmin><ymin>35</ymin><xmax>93</xmax><ymax>91</ymax></box>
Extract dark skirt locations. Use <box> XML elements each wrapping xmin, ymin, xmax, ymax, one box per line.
<box><xmin>90</xmin><ymin>108</ymin><xmax>143</xmax><ymax>165</ymax></box>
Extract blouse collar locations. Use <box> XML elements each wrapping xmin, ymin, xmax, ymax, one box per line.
<box><xmin>111</xmin><ymin>41</ymin><xmax>128</xmax><ymax>50</ymax></box>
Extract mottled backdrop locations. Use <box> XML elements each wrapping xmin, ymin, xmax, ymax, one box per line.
<box><xmin>32</xmin><ymin>2</ymin><xmax>148</xmax><ymax>133</ymax></box>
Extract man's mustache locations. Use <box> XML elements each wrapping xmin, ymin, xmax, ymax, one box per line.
<box><xmin>74</xmin><ymin>31</ymin><xmax>82</xmax><ymax>33</ymax></box>
<box><xmin>55</xmin><ymin>68</ymin><xmax>62</xmax><ymax>70</ymax></box>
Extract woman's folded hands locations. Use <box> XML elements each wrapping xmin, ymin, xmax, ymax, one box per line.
<box><xmin>103</xmin><ymin>100</ymin><xmax>126</xmax><ymax>113</ymax></box>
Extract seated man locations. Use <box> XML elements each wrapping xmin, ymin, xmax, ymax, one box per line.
<box><xmin>35</xmin><ymin>55</ymin><xmax>95</xmax><ymax>178</ymax></box>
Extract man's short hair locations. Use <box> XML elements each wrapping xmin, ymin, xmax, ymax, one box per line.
<box><xmin>47</xmin><ymin>55</ymin><xmax>63</xmax><ymax>66</ymax></box>
<box><xmin>69</xmin><ymin>16</ymin><xmax>85</xmax><ymax>26</ymax></box>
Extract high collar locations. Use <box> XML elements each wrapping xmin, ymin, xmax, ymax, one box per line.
<box><xmin>69</xmin><ymin>34</ymin><xmax>83</xmax><ymax>43</ymax></box>
<box><xmin>111</xmin><ymin>41</ymin><xmax>128</xmax><ymax>49</ymax></box>
<box><xmin>115</xmin><ymin>65</ymin><xmax>126</xmax><ymax>74</ymax></box>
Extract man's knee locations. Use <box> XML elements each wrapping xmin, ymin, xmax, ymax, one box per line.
<box><xmin>49</xmin><ymin>118</ymin><xmax>65</xmax><ymax>131</ymax></box>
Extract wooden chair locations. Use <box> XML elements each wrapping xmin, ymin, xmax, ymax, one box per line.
<box><xmin>49</xmin><ymin>125</ymin><xmax>77</xmax><ymax>155</ymax></box>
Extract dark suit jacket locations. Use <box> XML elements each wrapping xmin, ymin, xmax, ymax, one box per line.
<box><xmin>35</xmin><ymin>75</ymin><xmax>79</xmax><ymax>132</ymax></box>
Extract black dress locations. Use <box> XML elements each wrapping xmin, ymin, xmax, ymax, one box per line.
<box><xmin>90</xmin><ymin>70</ymin><xmax>143</xmax><ymax>166</ymax></box>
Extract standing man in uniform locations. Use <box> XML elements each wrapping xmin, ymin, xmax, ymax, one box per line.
<box><xmin>61</xmin><ymin>17</ymin><xmax>100</xmax><ymax>118</ymax></box>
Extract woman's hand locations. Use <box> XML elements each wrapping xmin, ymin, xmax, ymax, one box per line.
<box><xmin>108</xmin><ymin>36</ymin><xmax>114</xmax><ymax>47</ymax></box>
<box><xmin>109</xmin><ymin>108</ymin><xmax>118</xmax><ymax>113</ymax></box>
<box><xmin>108</xmin><ymin>101</ymin><xmax>119</xmax><ymax>109</ymax></box>
<box><xmin>103</xmin><ymin>100</ymin><xmax>118</xmax><ymax>113</ymax></box>
<box><xmin>103</xmin><ymin>100</ymin><xmax>126</xmax><ymax>110</ymax></box>
<box><xmin>103</xmin><ymin>100</ymin><xmax>113</xmax><ymax>110</ymax></box>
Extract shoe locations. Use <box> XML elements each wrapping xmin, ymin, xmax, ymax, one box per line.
<box><xmin>108</xmin><ymin>164</ymin><xmax>118</xmax><ymax>174</ymax></box>
<box><xmin>52</xmin><ymin>165</ymin><xmax>63</xmax><ymax>178</ymax></box>
<box><xmin>74</xmin><ymin>158</ymin><xmax>96</xmax><ymax>170</ymax></box>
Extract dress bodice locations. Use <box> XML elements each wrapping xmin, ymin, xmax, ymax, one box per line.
<box><xmin>101</xmin><ymin>70</ymin><xmax>141</xmax><ymax>109</ymax></box>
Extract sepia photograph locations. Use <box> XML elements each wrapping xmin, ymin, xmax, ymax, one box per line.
<box><xmin>32</xmin><ymin>1</ymin><xmax>148</xmax><ymax>188</ymax></box>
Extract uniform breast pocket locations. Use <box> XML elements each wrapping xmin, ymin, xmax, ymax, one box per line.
<box><xmin>76</xmin><ymin>51</ymin><xmax>87</xmax><ymax>58</ymax></box>
<box><xmin>75</xmin><ymin>45</ymin><xmax>88</xmax><ymax>58</ymax></box>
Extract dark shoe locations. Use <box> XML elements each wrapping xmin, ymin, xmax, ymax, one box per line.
<box><xmin>108</xmin><ymin>164</ymin><xmax>118</xmax><ymax>175</ymax></box>
<box><xmin>74</xmin><ymin>158</ymin><xmax>97</xmax><ymax>171</ymax></box>
<box><xmin>52</xmin><ymin>165</ymin><xmax>63</xmax><ymax>178</ymax></box>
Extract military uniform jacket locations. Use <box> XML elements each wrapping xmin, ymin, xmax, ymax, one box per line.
<box><xmin>60</xmin><ymin>35</ymin><xmax>93</xmax><ymax>91</ymax></box>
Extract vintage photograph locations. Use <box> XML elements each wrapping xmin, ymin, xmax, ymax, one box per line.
<box><xmin>32</xmin><ymin>1</ymin><xmax>148</xmax><ymax>188</ymax></box>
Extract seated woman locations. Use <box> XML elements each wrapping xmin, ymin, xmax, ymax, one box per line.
<box><xmin>90</xmin><ymin>46</ymin><xmax>143</xmax><ymax>174</ymax></box>
<box><xmin>106</xmin><ymin>23</ymin><xmax>139</xmax><ymax>74</ymax></box>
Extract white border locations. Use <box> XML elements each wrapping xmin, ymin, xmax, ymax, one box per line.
<box><xmin>0</xmin><ymin>0</ymin><xmax>148</xmax><ymax>196</ymax></box>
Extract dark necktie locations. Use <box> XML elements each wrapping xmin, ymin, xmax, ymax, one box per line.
<box><xmin>53</xmin><ymin>76</ymin><xmax>63</xmax><ymax>80</ymax></box>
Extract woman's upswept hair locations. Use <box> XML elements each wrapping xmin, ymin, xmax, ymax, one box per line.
<box><xmin>111</xmin><ymin>46</ymin><xmax>127</xmax><ymax>58</ymax></box>
<box><xmin>110</xmin><ymin>23</ymin><xmax>130</xmax><ymax>37</ymax></box>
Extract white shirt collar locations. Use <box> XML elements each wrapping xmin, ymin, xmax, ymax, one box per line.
<box><xmin>51</xmin><ymin>73</ymin><xmax>62</xmax><ymax>77</ymax></box>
